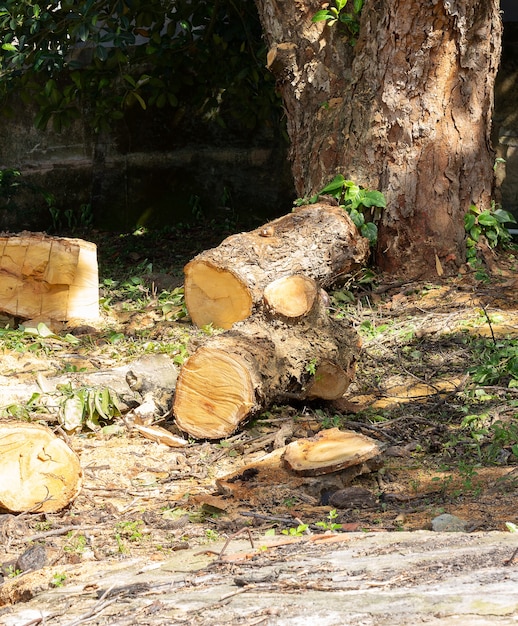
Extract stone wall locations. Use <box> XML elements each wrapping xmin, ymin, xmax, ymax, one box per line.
<box><xmin>0</xmin><ymin>98</ymin><xmax>295</xmax><ymax>232</ymax></box>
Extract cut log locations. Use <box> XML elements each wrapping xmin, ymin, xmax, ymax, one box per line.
<box><xmin>216</xmin><ymin>429</ymin><xmax>383</xmax><ymax>504</ymax></box>
<box><xmin>263</xmin><ymin>274</ymin><xmax>319</xmax><ymax>321</ymax></box>
<box><xmin>0</xmin><ymin>232</ymin><xmax>99</xmax><ymax>321</ymax></box>
<box><xmin>282</xmin><ymin>428</ymin><xmax>381</xmax><ymax>476</ymax></box>
<box><xmin>173</xmin><ymin>314</ymin><xmax>360</xmax><ymax>439</ymax></box>
<box><xmin>184</xmin><ymin>202</ymin><xmax>369</xmax><ymax>328</ymax></box>
<box><xmin>0</xmin><ymin>421</ymin><xmax>83</xmax><ymax>513</ymax></box>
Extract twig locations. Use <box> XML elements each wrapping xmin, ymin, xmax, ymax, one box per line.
<box><xmin>196</xmin><ymin>527</ymin><xmax>256</xmax><ymax>562</ymax></box>
<box><xmin>479</xmin><ymin>302</ymin><xmax>497</xmax><ymax>345</ymax></box>
<box><xmin>62</xmin><ymin>583</ymin><xmax>119</xmax><ymax>626</ymax></box>
<box><xmin>504</xmin><ymin>546</ymin><xmax>518</xmax><ymax>566</ymax></box>
<box><xmin>13</xmin><ymin>525</ymin><xmax>96</xmax><ymax>544</ymax></box>
<box><xmin>239</xmin><ymin>511</ymin><xmax>300</xmax><ymax>524</ymax></box>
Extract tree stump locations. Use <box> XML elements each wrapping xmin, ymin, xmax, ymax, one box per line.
<box><xmin>0</xmin><ymin>422</ymin><xmax>83</xmax><ymax>513</ymax></box>
<box><xmin>0</xmin><ymin>232</ymin><xmax>99</xmax><ymax>321</ymax></box>
<box><xmin>173</xmin><ymin>311</ymin><xmax>360</xmax><ymax>439</ymax></box>
<box><xmin>184</xmin><ymin>202</ymin><xmax>369</xmax><ymax>329</ymax></box>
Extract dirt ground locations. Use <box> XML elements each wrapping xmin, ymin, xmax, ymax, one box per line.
<box><xmin>1</xmin><ymin>226</ymin><xmax>518</xmax><ymax>624</ymax></box>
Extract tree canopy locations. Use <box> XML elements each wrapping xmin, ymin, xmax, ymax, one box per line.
<box><xmin>0</xmin><ymin>0</ymin><xmax>279</xmax><ymax>133</ymax></box>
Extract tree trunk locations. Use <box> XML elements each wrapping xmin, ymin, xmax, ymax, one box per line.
<box><xmin>254</xmin><ymin>0</ymin><xmax>502</xmax><ymax>278</ymax></box>
<box><xmin>173</xmin><ymin>312</ymin><xmax>360</xmax><ymax>439</ymax></box>
<box><xmin>0</xmin><ymin>233</ymin><xmax>99</xmax><ymax>321</ymax></box>
<box><xmin>184</xmin><ymin>201</ymin><xmax>369</xmax><ymax>329</ymax></box>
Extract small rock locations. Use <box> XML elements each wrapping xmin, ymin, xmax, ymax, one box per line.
<box><xmin>329</xmin><ymin>486</ymin><xmax>377</xmax><ymax>510</ymax></box>
<box><xmin>384</xmin><ymin>445</ymin><xmax>411</xmax><ymax>458</ymax></box>
<box><xmin>431</xmin><ymin>513</ymin><xmax>469</xmax><ymax>532</ymax></box>
<box><xmin>16</xmin><ymin>544</ymin><xmax>48</xmax><ymax>573</ymax></box>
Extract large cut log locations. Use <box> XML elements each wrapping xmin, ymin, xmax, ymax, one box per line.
<box><xmin>0</xmin><ymin>421</ymin><xmax>83</xmax><ymax>513</ymax></box>
<box><xmin>184</xmin><ymin>202</ymin><xmax>369</xmax><ymax>329</ymax></box>
<box><xmin>173</xmin><ymin>312</ymin><xmax>360</xmax><ymax>439</ymax></box>
<box><xmin>0</xmin><ymin>232</ymin><xmax>99</xmax><ymax>321</ymax></box>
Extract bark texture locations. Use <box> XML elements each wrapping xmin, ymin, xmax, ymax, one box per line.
<box><xmin>184</xmin><ymin>202</ymin><xmax>369</xmax><ymax>329</ymax></box>
<box><xmin>255</xmin><ymin>0</ymin><xmax>502</xmax><ymax>278</ymax></box>
<box><xmin>173</xmin><ymin>313</ymin><xmax>360</xmax><ymax>439</ymax></box>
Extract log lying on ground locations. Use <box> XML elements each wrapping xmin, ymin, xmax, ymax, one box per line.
<box><xmin>216</xmin><ymin>429</ymin><xmax>383</xmax><ymax>502</ymax></box>
<box><xmin>184</xmin><ymin>202</ymin><xmax>369</xmax><ymax>329</ymax></box>
<box><xmin>282</xmin><ymin>428</ymin><xmax>381</xmax><ymax>476</ymax></box>
<box><xmin>0</xmin><ymin>421</ymin><xmax>82</xmax><ymax>513</ymax></box>
<box><xmin>0</xmin><ymin>232</ymin><xmax>99</xmax><ymax>321</ymax></box>
<box><xmin>0</xmin><ymin>354</ymin><xmax>179</xmax><ymax>415</ymax></box>
<box><xmin>173</xmin><ymin>310</ymin><xmax>360</xmax><ymax>439</ymax></box>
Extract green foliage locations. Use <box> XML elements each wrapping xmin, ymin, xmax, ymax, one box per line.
<box><xmin>468</xmin><ymin>338</ymin><xmax>518</xmax><ymax>388</ymax></box>
<box><xmin>57</xmin><ymin>383</ymin><xmax>122</xmax><ymax>432</ymax></box>
<box><xmin>465</xmin><ymin>203</ymin><xmax>516</xmax><ymax>266</ymax></box>
<box><xmin>296</xmin><ymin>175</ymin><xmax>385</xmax><ymax>245</ymax></box>
<box><xmin>0</xmin><ymin>1</ymin><xmax>279</xmax><ymax>133</ymax></box>
<box><xmin>312</xmin><ymin>0</ymin><xmax>363</xmax><ymax>45</ymax></box>
<box><xmin>282</xmin><ymin>523</ymin><xmax>309</xmax><ymax>536</ymax></box>
<box><xmin>0</xmin><ymin>167</ymin><xmax>55</xmax><ymax>215</ymax></box>
<box><xmin>51</xmin><ymin>573</ymin><xmax>67</xmax><ymax>588</ymax></box>
<box><xmin>315</xmin><ymin>509</ymin><xmax>342</xmax><ymax>531</ymax></box>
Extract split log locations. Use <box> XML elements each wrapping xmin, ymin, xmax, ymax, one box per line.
<box><xmin>0</xmin><ymin>354</ymin><xmax>178</xmax><ymax>414</ymax></box>
<box><xmin>173</xmin><ymin>313</ymin><xmax>360</xmax><ymax>439</ymax></box>
<box><xmin>216</xmin><ymin>429</ymin><xmax>383</xmax><ymax>503</ymax></box>
<box><xmin>0</xmin><ymin>232</ymin><xmax>99</xmax><ymax>321</ymax></box>
<box><xmin>0</xmin><ymin>421</ymin><xmax>82</xmax><ymax>513</ymax></box>
<box><xmin>282</xmin><ymin>428</ymin><xmax>381</xmax><ymax>476</ymax></box>
<box><xmin>184</xmin><ymin>202</ymin><xmax>369</xmax><ymax>329</ymax></box>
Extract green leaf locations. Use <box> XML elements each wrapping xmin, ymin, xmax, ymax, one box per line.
<box><xmin>349</xmin><ymin>208</ymin><xmax>365</xmax><ymax>229</ymax></box>
<box><xmin>338</xmin><ymin>12</ymin><xmax>355</xmax><ymax>24</ymax></box>
<box><xmin>319</xmin><ymin>175</ymin><xmax>345</xmax><ymax>194</ymax></box>
<box><xmin>1</xmin><ymin>43</ymin><xmax>17</xmax><ymax>51</ymax></box>
<box><xmin>311</xmin><ymin>9</ymin><xmax>336</xmax><ymax>22</ymax></box>
<box><xmin>132</xmin><ymin>92</ymin><xmax>147</xmax><ymax>110</ymax></box>
<box><xmin>61</xmin><ymin>396</ymin><xmax>84</xmax><ymax>432</ymax></box>
<box><xmin>311</xmin><ymin>10</ymin><xmax>331</xmax><ymax>22</ymax></box>
<box><xmin>477</xmin><ymin>211</ymin><xmax>497</xmax><ymax>227</ymax></box>
<box><xmin>76</xmin><ymin>23</ymin><xmax>89</xmax><ymax>42</ymax></box>
<box><xmin>464</xmin><ymin>213</ymin><xmax>476</xmax><ymax>230</ymax></box>
<box><xmin>361</xmin><ymin>222</ymin><xmax>378</xmax><ymax>244</ymax></box>
<box><xmin>494</xmin><ymin>208</ymin><xmax>516</xmax><ymax>224</ymax></box>
<box><xmin>470</xmin><ymin>225</ymin><xmax>481</xmax><ymax>242</ymax></box>
<box><xmin>95</xmin><ymin>45</ymin><xmax>108</xmax><ymax>61</ymax></box>
<box><xmin>335</xmin><ymin>0</ymin><xmax>348</xmax><ymax>10</ymax></box>
<box><xmin>353</xmin><ymin>0</ymin><xmax>364</xmax><ymax>12</ymax></box>
<box><xmin>360</xmin><ymin>190</ymin><xmax>386</xmax><ymax>208</ymax></box>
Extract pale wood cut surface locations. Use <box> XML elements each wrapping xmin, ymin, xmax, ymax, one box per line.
<box><xmin>0</xmin><ymin>421</ymin><xmax>83</xmax><ymax>513</ymax></box>
<box><xmin>263</xmin><ymin>274</ymin><xmax>319</xmax><ymax>320</ymax></box>
<box><xmin>0</xmin><ymin>232</ymin><xmax>99</xmax><ymax>321</ymax></box>
<box><xmin>282</xmin><ymin>428</ymin><xmax>381</xmax><ymax>476</ymax></box>
<box><xmin>174</xmin><ymin>314</ymin><xmax>360</xmax><ymax>439</ymax></box>
<box><xmin>184</xmin><ymin>202</ymin><xmax>369</xmax><ymax>328</ymax></box>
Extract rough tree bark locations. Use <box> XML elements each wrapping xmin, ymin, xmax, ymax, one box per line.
<box><xmin>173</xmin><ymin>310</ymin><xmax>360</xmax><ymax>439</ymax></box>
<box><xmin>254</xmin><ymin>0</ymin><xmax>502</xmax><ymax>278</ymax></box>
<box><xmin>184</xmin><ymin>202</ymin><xmax>368</xmax><ymax>329</ymax></box>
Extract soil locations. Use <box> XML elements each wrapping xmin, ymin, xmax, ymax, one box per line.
<box><xmin>1</xmin><ymin>225</ymin><xmax>518</xmax><ymax>625</ymax></box>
